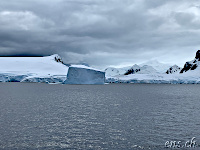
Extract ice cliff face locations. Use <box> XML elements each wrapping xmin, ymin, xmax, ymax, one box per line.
<box><xmin>180</xmin><ymin>50</ymin><xmax>200</xmax><ymax>73</ymax></box>
<box><xmin>166</xmin><ymin>65</ymin><xmax>181</xmax><ymax>74</ymax></box>
<box><xmin>65</xmin><ymin>65</ymin><xmax>105</xmax><ymax>84</ymax></box>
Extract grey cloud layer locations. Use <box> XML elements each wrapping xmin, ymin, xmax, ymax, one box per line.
<box><xmin>0</xmin><ymin>0</ymin><xmax>200</xmax><ymax>68</ymax></box>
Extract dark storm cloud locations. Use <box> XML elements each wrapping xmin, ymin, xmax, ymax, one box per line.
<box><xmin>0</xmin><ymin>0</ymin><xmax>200</xmax><ymax>68</ymax></box>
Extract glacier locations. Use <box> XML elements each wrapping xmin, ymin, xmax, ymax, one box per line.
<box><xmin>65</xmin><ymin>65</ymin><xmax>105</xmax><ymax>84</ymax></box>
<box><xmin>0</xmin><ymin>54</ymin><xmax>68</xmax><ymax>83</ymax></box>
<box><xmin>106</xmin><ymin>72</ymin><xmax>200</xmax><ymax>84</ymax></box>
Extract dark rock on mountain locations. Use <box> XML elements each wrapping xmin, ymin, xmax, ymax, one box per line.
<box><xmin>124</xmin><ymin>68</ymin><xmax>140</xmax><ymax>75</ymax></box>
<box><xmin>195</xmin><ymin>50</ymin><xmax>200</xmax><ymax>60</ymax></box>
<box><xmin>166</xmin><ymin>65</ymin><xmax>181</xmax><ymax>74</ymax></box>
<box><xmin>124</xmin><ymin>64</ymin><xmax>140</xmax><ymax>75</ymax></box>
<box><xmin>124</xmin><ymin>64</ymin><xmax>157</xmax><ymax>75</ymax></box>
<box><xmin>180</xmin><ymin>50</ymin><xmax>200</xmax><ymax>73</ymax></box>
<box><xmin>54</xmin><ymin>54</ymin><xmax>64</xmax><ymax>64</ymax></box>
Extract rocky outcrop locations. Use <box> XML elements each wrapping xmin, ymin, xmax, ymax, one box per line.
<box><xmin>53</xmin><ymin>54</ymin><xmax>63</xmax><ymax>64</ymax></box>
<box><xmin>124</xmin><ymin>64</ymin><xmax>157</xmax><ymax>75</ymax></box>
<box><xmin>124</xmin><ymin>64</ymin><xmax>140</xmax><ymax>75</ymax></box>
<box><xmin>195</xmin><ymin>50</ymin><xmax>200</xmax><ymax>60</ymax></box>
<box><xmin>180</xmin><ymin>50</ymin><xmax>200</xmax><ymax>73</ymax></box>
<box><xmin>166</xmin><ymin>65</ymin><xmax>181</xmax><ymax>74</ymax></box>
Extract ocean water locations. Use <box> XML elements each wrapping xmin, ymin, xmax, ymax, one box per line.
<box><xmin>0</xmin><ymin>83</ymin><xmax>200</xmax><ymax>150</ymax></box>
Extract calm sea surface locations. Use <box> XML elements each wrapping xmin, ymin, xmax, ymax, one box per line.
<box><xmin>0</xmin><ymin>83</ymin><xmax>200</xmax><ymax>150</ymax></box>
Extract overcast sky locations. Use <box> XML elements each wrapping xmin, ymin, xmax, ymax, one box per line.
<box><xmin>0</xmin><ymin>0</ymin><xmax>200</xmax><ymax>69</ymax></box>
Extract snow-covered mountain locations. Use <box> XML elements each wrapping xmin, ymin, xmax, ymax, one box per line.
<box><xmin>105</xmin><ymin>60</ymin><xmax>171</xmax><ymax>77</ymax></box>
<box><xmin>106</xmin><ymin>50</ymin><xmax>200</xmax><ymax>84</ymax></box>
<box><xmin>166</xmin><ymin>65</ymin><xmax>181</xmax><ymax>74</ymax></box>
<box><xmin>124</xmin><ymin>64</ymin><xmax>140</xmax><ymax>75</ymax></box>
<box><xmin>124</xmin><ymin>64</ymin><xmax>157</xmax><ymax>75</ymax></box>
<box><xmin>140</xmin><ymin>60</ymin><xmax>171</xmax><ymax>73</ymax></box>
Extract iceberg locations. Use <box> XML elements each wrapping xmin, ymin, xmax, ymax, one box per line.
<box><xmin>65</xmin><ymin>65</ymin><xmax>105</xmax><ymax>84</ymax></box>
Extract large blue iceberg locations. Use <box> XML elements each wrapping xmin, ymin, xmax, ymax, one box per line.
<box><xmin>65</xmin><ymin>65</ymin><xmax>105</xmax><ymax>84</ymax></box>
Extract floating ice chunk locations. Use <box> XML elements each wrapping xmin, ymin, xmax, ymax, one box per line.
<box><xmin>65</xmin><ymin>65</ymin><xmax>105</xmax><ymax>84</ymax></box>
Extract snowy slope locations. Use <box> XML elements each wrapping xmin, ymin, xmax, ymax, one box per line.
<box><xmin>139</xmin><ymin>60</ymin><xmax>171</xmax><ymax>73</ymax></box>
<box><xmin>0</xmin><ymin>54</ymin><xmax>68</xmax><ymax>83</ymax></box>
<box><xmin>139</xmin><ymin>65</ymin><xmax>158</xmax><ymax>74</ymax></box>
<box><xmin>0</xmin><ymin>54</ymin><xmax>68</xmax><ymax>76</ymax></box>
<box><xmin>105</xmin><ymin>66</ymin><xmax>131</xmax><ymax>77</ymax></box>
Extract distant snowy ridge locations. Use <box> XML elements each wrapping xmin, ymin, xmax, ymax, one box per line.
<box><xmin>140</xmin><ymin>60</ymin><xmax>171</xmax><ymax>73</ymax></box>
<box><xmin>124</xmin><ymin>64</ymin><xmax>157</xmax><ymax>75</ymax></box>
<box><xmin>106</xmin><ymin>50</ymin><xmax>200</xmax><ymax>84</ymax></box>
<box><xmin>105</xmin><ymin>60</ymin><xmax>171</xmax><ymax>77</ymax></box>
